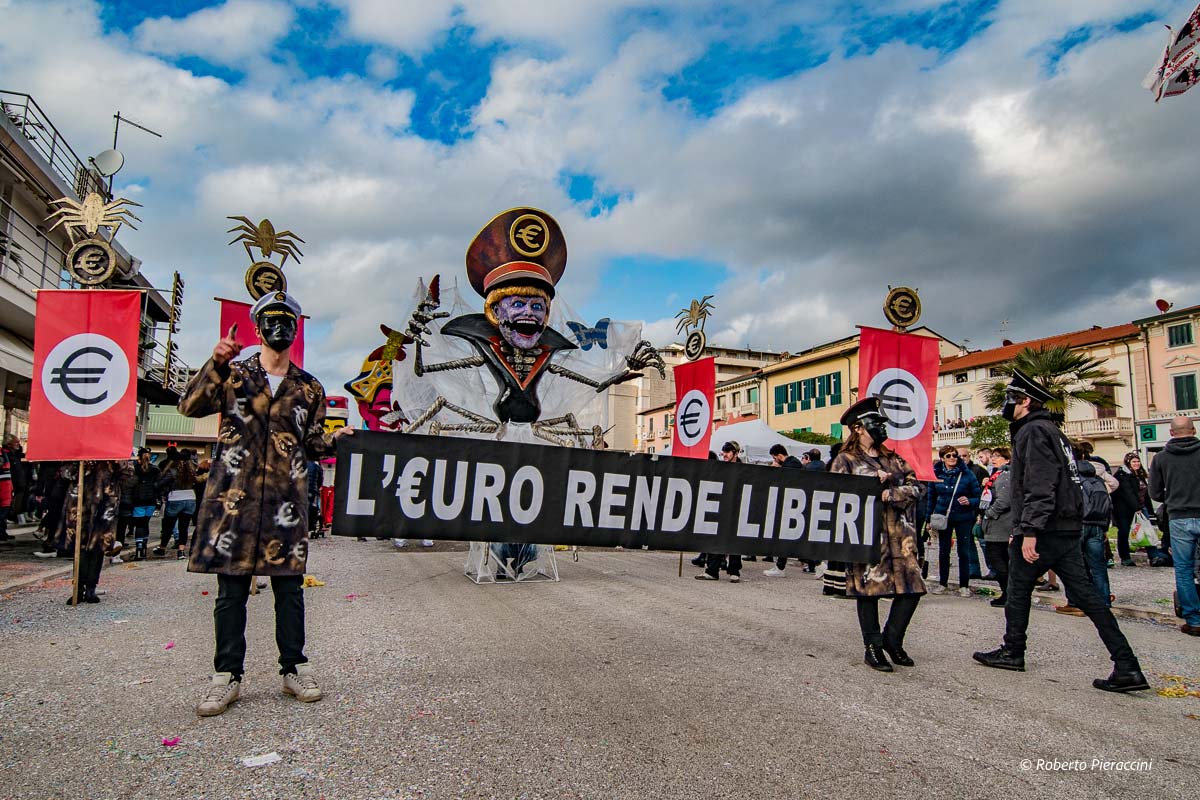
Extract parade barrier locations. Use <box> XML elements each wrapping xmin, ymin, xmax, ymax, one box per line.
<box><xmin>333</xmin><ymin>432</ymin><xmax>883</xmax><ymax>562</ymax></box>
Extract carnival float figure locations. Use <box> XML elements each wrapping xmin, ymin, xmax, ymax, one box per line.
<box><xmin>395</xmin><ymin>207</ymin><xmax>664</xmax><ymax>448</ymax></box>
<box><xmin>383</xmin><ymin>207</ymin><xmax>664</xmax><ymax>581</ymax></box>
<box><xmin>344</xmin><ymin>325</ymin><xmax>410</xmax><ymax>432</ymax></box>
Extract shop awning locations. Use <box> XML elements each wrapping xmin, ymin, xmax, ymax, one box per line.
<box><xmin>0</xmin><ymin>327</ymin><xmax>33</xmax><ymax>378</ymax></box>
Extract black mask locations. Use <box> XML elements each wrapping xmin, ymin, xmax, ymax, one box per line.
<box><xmin>1001</xmin><ymin>389</ymin><xmax>1024</xmax><ymax>422</ymax></box>
<box><xmin>258</xmin><ymin>315</ymin><xmax>297</xmax><ymax>353</ymax></box>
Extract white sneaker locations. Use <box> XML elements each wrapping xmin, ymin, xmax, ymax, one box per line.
<box><xmin>196</xmin><ymin>672</ymin><xmax>240</xmax><ymax>717</ymax></box>
<box><xmin>959</xmin><ymin>587</ymin><xmax>973</xmax><ymax>598</ymax></box>
<box><xmin>256</xmin><ymin>577</ymin><xmax>268</xmax><ymax>589</ymax></box>
<box><xmin>110</xmin><ymin>556</ymin><xmax>123</xmax><ymax>565</ymax></box>
<box><xmin>421</xmin><ymin>539</ymin><xmax>434</xmax><ymax>547</ymax></box>
<box><xmin>282</xmin><ymin>663</ymin><xmax>322</xmax><ymax>703</ymax></box>
<box><xmin>392</xmin><ymin>538</ymin><xmax>408</xmax><ymax>548</ymax></box>
<box><xmin>729</xmin><ymin>574</ymin><xmax>741</xmax><ymax>583</ymax></box>
<box><xmin>928</xmin><ymin>584</ymin><xmax>946</xmax><ymax>595</ymax></box>
<box><xmin>763</xmin><ymin>567</ymin><xmax>786</xmax><ymax>577</ymax></box>
<box><xmin>33</xmin><ymin>551</ymin><xmax>57</xmax><ymax>559</ymax></box>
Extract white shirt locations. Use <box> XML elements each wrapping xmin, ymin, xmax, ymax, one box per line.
<box><xmin>266</xmin><ymin>373</ymin><xmax>284</xmax><ymax>395</ymax></box>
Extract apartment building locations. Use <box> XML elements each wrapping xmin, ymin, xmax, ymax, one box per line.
<box><xmin>1133</xmin><ymin>303</ymin><xmax>1200</xmax><ymax>454</ymax></box>
<box><xmin>0</xmin><ymin>91</ymin><xmax>187</xmax><ymax>446</ymax></box>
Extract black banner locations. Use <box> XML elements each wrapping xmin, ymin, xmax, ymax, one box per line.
<box><xmin>334</xmin><ymin>432</ymin><xmax>882</xmax><ymax>563</ymax></box>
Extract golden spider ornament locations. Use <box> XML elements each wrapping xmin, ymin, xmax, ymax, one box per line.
<box><xmin>226</xmin><ymin>216</ymin><xmax>305</xmax><ymax>267</ymax></box>
<box><xmin>45</xmin><ymin>192</ymin><xmax>142</xmax><ymax>244</ymax></box>
<box><xmin>675</xmin><ymin>295</ymin><xmax>716</xmax><ymax>334</ymax></box>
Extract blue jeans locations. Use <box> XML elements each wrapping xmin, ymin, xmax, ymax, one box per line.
<box><xmin>1169</xmin><ymin>518</ymin><xmax>1200</xmax><ymax>626</ymax></box>
<box><xmin>1079</xmin><ymin>525</ymin><xmax>1111</xmax><ymax>608</ymax></box>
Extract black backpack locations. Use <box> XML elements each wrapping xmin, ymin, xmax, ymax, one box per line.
<box><xmin>1079</xmin><ymin>474</ymin><xmax>1112</xmax><ymax>525</ymax></box>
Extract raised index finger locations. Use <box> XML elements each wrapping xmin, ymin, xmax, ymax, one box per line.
<box><xmin>227</xmin><ymin>323</ymin><xmax>238</xmax><ymax>340</ymax></box>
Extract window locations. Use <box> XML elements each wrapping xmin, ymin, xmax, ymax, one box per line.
<box><xmin>648</xmin><ymin>418</ymin><xmax>654</xmax><ymax>433</ymax></box>
<box><xmin>1096</xmin><ymin>384</ymin><xmax>1117</xmax><ymax>420</ymax></box>
<box><xmin>1175</xmin><ymin>374</ymin><xmax>1198</xmax><ymax>411</ymax></box>
<box><xmin>716</xmin><ymin>395</ymin><xmax>726</xmax><ymax>410</ymax></box>
<box><xmin>988</xmin><ymin>367</ymin><xmax>1006</xmax><ymax>378</ymax></box>
<box><xmin>732</xmin><ymin>391</ymin><xmax>741</xmax><ymax>407</ymax></box>
<box><xmin>830</xmin><ymin>372</ymin><xmax>843</xmax><ymax>405</ymax></box>
<box><xmin>666</xmin><ymin>414</ymin><xmax>674</xmax><ymax>428</ymax></box>
<box><xmin>954</xmin><ymin>373</ymin><xmax>968</xmax><ymax>384</ymax></box>
<box><xmin>774</xmin><ymin>385</ymin><xmax>787</xmax><ymax>416</ymax></box>
<box><xmin>830</xmin><ymin>423</ymin><xmax>843</xmax><ymax>439</ymax></box>
<box><xmin>647</xmin><ymin>446</ymin><xmax>654</xmax><ymax>454</ymax></box>
<box><xmin>1168</xmin><ymin>323</ymin><xmax>1195</xmax><ymax>348</ymax></box>
<box><xmin>748</xmin><ymin>387</ymin><xmax>759</xmax><ymax>403</ymax></box>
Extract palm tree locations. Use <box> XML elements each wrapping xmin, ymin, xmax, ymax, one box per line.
<box><xmin>983</xmin><ymin>344</ymin><xmax>1122</xmax><ymax>421</ymax></box>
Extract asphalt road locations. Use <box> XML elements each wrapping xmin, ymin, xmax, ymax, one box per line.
<box><xmin>0</xmin><ymin>540</ymin><xmax>1196</xmax><ymax>800</ymax></box>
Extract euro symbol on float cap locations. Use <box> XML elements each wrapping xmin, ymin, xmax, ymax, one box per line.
<box><xmin>515</xmin><ymin>224</ymin><xmax>543</xmax><ymax>250</ymax></box>
<box><xmin>50</xmin><ymin>346</ymin><xmax>113</xmax><ymax>405</ymax></box>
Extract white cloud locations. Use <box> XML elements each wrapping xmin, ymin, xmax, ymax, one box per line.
<box><xmin>134</xmin><ymin>0</ymin><xmax>295</xmax><ymax>65</ymax></box>
<box><xmin>4</xmin><ymin>0</ymin><xmax>1200</xmax><ymax>399</ymax></box>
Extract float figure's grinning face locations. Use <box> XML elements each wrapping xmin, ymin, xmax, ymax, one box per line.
<box><xmin>495</xmin><ymin>294</ymin><xmax>548</xmax><ymax>350</ymax></box>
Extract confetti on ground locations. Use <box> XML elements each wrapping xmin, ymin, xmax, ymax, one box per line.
<box><xmin>344</xmin><ymin>593</ymin><xmax>366</xmax><ymax>600</ymax></box>
<box><xmin>1156</xmin><ymin>674</ymin><xmax>1200</xmax><ymax>698</ymax></box>
<box><xmin>243</xmin><ymin>752</ymin><xmax>282</xmax><ymax>768</ymax></box>
<box><xmin>161</xmin><ymin>737</ymin><xmax>180</xmax><ymax>747</ymax></box>
<box><xmin>164</xmin><ymin>641</ymin><xmax>175</xmax><ymax>650</ymax></box>
<box><xmin>201</xmin><ymin>591</ymin><xmax>209</xmax><ymax>596</ymax></box>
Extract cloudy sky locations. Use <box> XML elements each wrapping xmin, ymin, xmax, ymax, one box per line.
<box><xmin>3</xmin><ymin>0</ymin><xmax>1199</xmax><ymax>397</ymax></box>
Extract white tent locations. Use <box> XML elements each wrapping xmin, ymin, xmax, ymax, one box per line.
<box><xmin>658</xmin><ymin>420</ymin><xmax>833</xmax><ymax>466</ymax></box>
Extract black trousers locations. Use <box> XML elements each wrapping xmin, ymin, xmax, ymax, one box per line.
<box><xmin>705</xmin><ymin>552</ymin><xmax>741</xmax><ymax>577</ymax></box>
<box><xmin>984</xmin><ymin>541</ymin><xmax>1010</xmax><ymax>598</ymax></box>
<box><xmin>78</xmin><ymin>548</ymin><xmax>103</xmax><ymax>587</ymax></box>
<box><xmin>159</xmin><ymin>513</ymin><xmax>192</xmax><ymax>549</ymax></box>
<box><xmin>856</xmin><ymin>594</ymin><xmax>920</xmax><ymax>647</ymax></box>
<box><xmin>214</xmin><ymin>574</ymin><xmax>307</xmax><ymax>679</ymax></box>
<box><xmin>1003</xmin><ymin>534</ymin><xmax>1139</xmax><ymax>671</ymax></box>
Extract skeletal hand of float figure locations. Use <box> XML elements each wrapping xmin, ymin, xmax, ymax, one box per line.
<box><xmin>397</xmin><ymin>277</ymin><xmax>666</xmax><ymax>446</ymax></box>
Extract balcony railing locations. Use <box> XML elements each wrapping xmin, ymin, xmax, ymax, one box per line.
<box><xmin>0</xmin><ymin>194</ymin><xmax>75</xmax><ymax>298</ymax></box>
<box><xmin>933</xmin><ymin>428</ymin><xmax>971</xmax><ymax>447</ymax></box>
<box><xmin>146</xmin><ymin>405</ymin><xmax>218</xmax><ymax>439</ymax></box>
<box><xmin>1</xmin><ymin>90</ymin><xmax>107</xmax><ymax>200</ymax></box>
<box><xmin>1063</xmin><ymin>417</ymin><xmax>1134</xmax><ymax>438</ymax></box>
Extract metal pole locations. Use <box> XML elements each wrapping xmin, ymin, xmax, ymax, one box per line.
<box><xmin>678</xmin><ymin>551</ymin><xmax>683</xmax><ymax>577</ymax></box>
<box><xmin>71</xmin><ymin>461</ymin><xmax>84</xmax><ymax>606</ymax></box>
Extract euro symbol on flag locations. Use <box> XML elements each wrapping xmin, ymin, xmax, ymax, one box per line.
<box><xmin>50</xmin><ymin>346</ymin><xmax>112</xmax><ymax>405</ymax></box>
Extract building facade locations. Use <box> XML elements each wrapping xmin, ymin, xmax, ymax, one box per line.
<box><xmin>933</xmin><ymin>324</ymin><xmax>1145</xmax><ymax>464</ymax></box>
<box><xmin>1133</xmin><ymin>303</ymin><xmax>1200</xmax><ymax>455</ymax></box>
<box><xmin>762</xmin><ymin>327</ymin><xmax>959</xmax><ymax>441</ymax></box>
<box><xmin>0</xmin><ymin>91</ymin><xmax>187</xmax><ymax>448</ymax></box>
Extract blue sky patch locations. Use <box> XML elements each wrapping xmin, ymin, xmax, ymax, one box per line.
<box><xmin>1039</xmin><ymin>9</ymin><xmax>1161</xmax><ymax>75</ymax></box>
<box><xmin>560</xmin><ymin>172</ymin><xmax>625</xmax><ymax>217</ymax></box>
<box><xmin>843</xmin><ymin>0</ymin><xmax>999</xmax><ymax>59</ymax></box>
<box><xmin>578</xmin><ymin>255</ymin><xmax>729</xmax><ymax>325</ymax></box>
<box><xmin>663</xmin><ymin>25</ymin><xmax>829</xmax><ymax>116</ymax></box>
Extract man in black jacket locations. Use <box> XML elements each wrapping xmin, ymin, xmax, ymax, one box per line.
<box><xmin>1149</xmin><ymin>416</ymin><xmax>1200</xmax><ymax>636</ymax></box>
<box><xmin>973</xmin><ymin>369</ymin><xmax>1148</xmax><ymax>693</ymax></box>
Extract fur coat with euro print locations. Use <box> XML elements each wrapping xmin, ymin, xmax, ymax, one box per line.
<box><xmin>179</xmin><ymin>354</ymin><xmax>334</xmax><ymax>576</ymax></box>
<box><xmin>830</xmin><ymin>447</ymin><xmax>927</xmax><ymax>598</ymax></box>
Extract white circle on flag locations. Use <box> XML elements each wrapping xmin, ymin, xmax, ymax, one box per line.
<box><xmin>41</xmin><ymin>333</ymin><xmax>130</xmax><ymax>418</ymax></box>
<box><xmin>676</xmin><ymin>389</ymin><xmax>711</xmax><ymax>447</ymax></box>
<box><xmin>866</xmin><ymin>368</ymin><xmax>927</xmax><ymax>442</ymax></box>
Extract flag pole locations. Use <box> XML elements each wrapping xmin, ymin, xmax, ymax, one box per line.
<box><xmin>71</xmin><ymin>461</ymin><xmax>84</xmax><ymax>607</ymax></box>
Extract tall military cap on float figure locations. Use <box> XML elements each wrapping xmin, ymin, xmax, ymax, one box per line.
<box><xmin>1005</xmin><ymin>367</ymin><xmax>1054</xmax><ymax>404</ymax></box>
<box><xmin>465</xmin><ymin>207</ymin><xmax>567</xmax><ymax>298</ymax></box>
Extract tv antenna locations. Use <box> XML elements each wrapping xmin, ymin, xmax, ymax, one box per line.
<box><xmin>106</xmin><ymin>111</ymin><xmax>162</xmax><ymax>192</ymax></box>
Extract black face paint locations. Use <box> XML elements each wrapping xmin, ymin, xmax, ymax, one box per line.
<box><xmin>858</xmin><ymin>412</ymin><xmax>890</xmax><ymax>447</ymax></box>
<box><xmin>259</xmin><ymin>315</ymin><xmax>297</xmax><ymax>352</ymax></box>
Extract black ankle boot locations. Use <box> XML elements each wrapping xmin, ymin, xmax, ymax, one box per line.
<box><xmin>972</xmin><ymin>646</ymin><xmax>1025</xmax><ymax>671</ymax></box>
<box><xmin>1093</xmin><ymin>667</ymin><xmax>1150</xmax><ymax>693</ymax></box>
<box><xmin>83</xmin><ymin>585</ymin><xmax>101</xmax><ymax>603</ymax></box>
<box><xmin>883</xmin><ymin>642</ymin><xmax>914</xmax><ymax>667</ymax></box>
<box><xmin>864</xmin><ymin>644</ymin><xmax>893</xmax><ymax>672</ymax></box>
<box><xmin>989</xmin><ymin>595</ymin><xmax>1007</xmax><ymax>607</ymax></box>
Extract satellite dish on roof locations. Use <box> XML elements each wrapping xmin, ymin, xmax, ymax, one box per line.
<box><xmin>89</xmin><ymin>149</ymin><xmax>125</xmax><ymax>177</ymax></box>
<box><xmin>1156</xmin><ymin>298</ymin><xmax>1173</xmax><ymax>313</ymax></box>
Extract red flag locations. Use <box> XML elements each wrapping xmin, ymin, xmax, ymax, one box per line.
<box><xmin>858</xmin><ymin>326</ymin><xmax>939</xmax><ymax>481</ymax></box>
<box><xmin>672</xmin><ymin>357</ymin><xmax>715</xmax><ymax>459</ymax></box>
<box><xmin>217</xmin><ymin>297</ymin><xmax>305</xmax><ymax>368</ymax></box>
<box><xmin>27</xmin><ymin>290</ymin><xmax>140</xmax><ymax>461</ymax></box>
